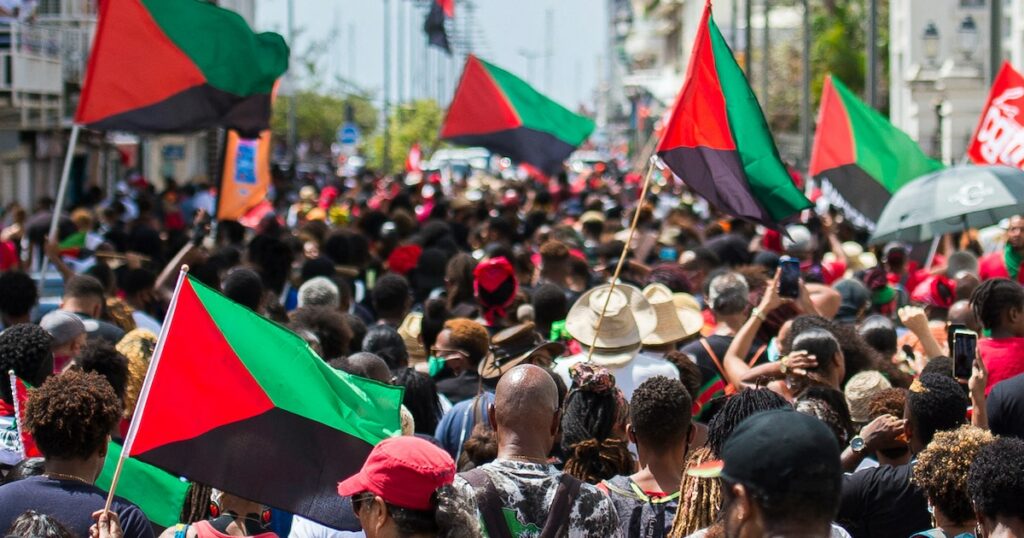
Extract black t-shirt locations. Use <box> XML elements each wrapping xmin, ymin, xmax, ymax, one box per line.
<box><xmin>837</xmin><ymin>463</ymin><xmax>929</xmax><ymax>538</ymax></box>
<box><xmin>0</xmin><ymin>476</ymin><xmax>154</xmax><ymax>538</ymax></box>
<box><xmin>437</xmin><ymin>370</ymin><xmax>483</xmax><ymax>405</ymax></box>
<box><xmin>680</xmin><ymin>335</ymin><xmax>766</xmax><ymax>420</ymax></box>
<box><xmin>988</xmin><ymin>372</ymin><xmax>1024</xmax><ymax>439</ymax></box>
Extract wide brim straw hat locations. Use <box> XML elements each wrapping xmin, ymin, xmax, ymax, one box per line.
<box><xmin>398</xmin><ymin>312</ymin><xmax>426</xmax><ymax>365</ymax></box>
<box><xmin>642</xmin><ymin>284</ymin><xmax>703</xmax><ymax>345</ymax></box>
<box><xmin>566</xmin><ymin>283</ymin><xmax>656</xmax><ymax>367</ymax></box>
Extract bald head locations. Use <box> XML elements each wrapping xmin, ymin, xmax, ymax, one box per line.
<box><xmin>334</xmin><ymin>352</ymin><xmax>391</xmax><ymax>384</ymax></box>
<box><xmin>494</xmin><ymin>364</ymin><xmax>559</xmax><ymax>430</ymax></box>
<box><xmin>949</xmin><ymin>300</ymin><xmax>980</xmax><ymax>333</ymax></box>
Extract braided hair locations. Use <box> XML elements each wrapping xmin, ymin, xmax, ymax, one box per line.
<box><xmin>970</xmin><ymin>278</ymin><xmax>1024</xmax><ymax>332</ymax></box>
<box><xmin>669</xmin><ymin>446</ymin><xmax>722</xmax><ymax>538</ymax></box>
<box><xmin>707</xmin><ymin>388</ymin><xmax>789</xmax><ymax>456</ymax></box>
<box><xmin>179</xmin><ymin>482</ymin><xmax>213</xmax><ymax>523</ymax></box>
<box><xmin>560</xmin><ymin>364</ymin><xmax>634</xmax><ymax>484</ymax></box>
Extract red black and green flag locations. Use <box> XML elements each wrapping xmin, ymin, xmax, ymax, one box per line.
<box><xmin>441</xmin><ymin>55</ymin><xmax>595</xmax><ymax>175</ymax></box>
<box><xmin>424</xmin><ymin>0</ymin><xmax>454</xmax><ymax>54</ymax></box>
<box><xmin>656</xmin><ymin>2</ymin><xmax>811</xmax><ymax>229</ymax></box>
<box><xmin>123</xmin><ymin>274</ymin><xmax>403</xmax><ymax>529</ymax></box>
<box><xmin>75</xmin><ymin>0</ymin><xmax>289</xmax><ymax>137</ymax></box>
<box><xmin>810</xmin><ymin>75</ymin><xmax>944</xmax><ymax>231</ymax></box>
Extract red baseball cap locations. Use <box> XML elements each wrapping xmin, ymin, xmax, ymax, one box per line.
<box><xmin>337</xmin><ymin>436</ymin><xmax>455</xmax><ymax>511</ymax></box>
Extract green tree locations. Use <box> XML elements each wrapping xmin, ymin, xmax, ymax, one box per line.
<box><xmin>368</xmin><ymin>99</ymin><xmax>445</xmax><ymax>174</ymax></box>
<box><xmin>271</xmin><ymin>91</ymin><xmax>378</xmax><ymax>151</ymax></box>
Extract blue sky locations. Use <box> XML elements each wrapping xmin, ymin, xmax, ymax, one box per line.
<box><xmin>255</xmin><ymin>0</ymin><xmax>607</xmax><ymax>111</ymax></box>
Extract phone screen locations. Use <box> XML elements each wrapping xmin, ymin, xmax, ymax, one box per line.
<box><xmin>946</xmin><ymin>323</ymin><xmax>966</xmax><ymax>358</ymax></box>
<box><xmin>778</xmin><ymin>257</ymin><xmax>801</xmax><ymax>298</ymax></box>
<box><xmin>953</xmin><ymin>329</ymin><xmax>978</xmax><ymax>380</ymax></box>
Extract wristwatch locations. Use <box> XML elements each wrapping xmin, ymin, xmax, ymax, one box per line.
<box><xmin>779</xmin><ymin>357</ymin><xmax>788</xmax><ymax>375</ymax></box>
<box><xmin>850</xmin><ymin>435</ymin><xmax>866</xmax><ymax>454</ymax></box>
<box><xmin>751</xmin><ymin>307</ymin><xmax>767</xmax><ymax>322</ymax></box>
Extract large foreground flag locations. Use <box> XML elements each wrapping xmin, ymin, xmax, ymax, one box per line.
<box><xmin>441</xmin><ymin>55</ymin><xmax>595</xmax><ymax>175</ymax></box>
<box><xmin>424</xmin><ymin>0</ymin><xmax>453</xmax><ymax>54</ymax></box>
<box><xmin>968</xmin><ymin>62</ymin><xmax>1024</xmax><ymax>170</ymax></box>
<box><xmin>124</xmin><ymin>274</ymin><xmax>403</xmax><ymax>528</ymax></box>
<box><xmin>810</xmin><ymin>75</ymin><xmax>944</xmax><ymax>231</ymax></box>
<box><xmin>76</xmin><ymin>0</ymin><xmax>288</xmax><ymax>136</ymax></box>
<box><xmin>217</xmin><ymin>130</ymin><xmax>272</xmax><ymax>222</ymax></box>
<box><xmin>657</xmin><ymin>2</ymin><xmax>810</xmax><ymax>229</ymax></box>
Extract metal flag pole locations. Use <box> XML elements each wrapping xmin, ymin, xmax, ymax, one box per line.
<box><xmin>48</xmin><ymin>124</ymin><xmax>81</xmax><ymax>241</ymax></box>
<box><xmin>102</xmin><ymin>265</ymin><xmax>190</xmax><ymax>513</ymax></box>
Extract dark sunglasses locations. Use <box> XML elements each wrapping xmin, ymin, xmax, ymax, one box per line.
<box><xmin>351</xmin><ymin>492</ymin><xmax>376</xmax><ymax>514</ymax></box>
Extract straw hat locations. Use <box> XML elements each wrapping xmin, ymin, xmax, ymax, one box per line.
<box><xmin>844</xmin><ymin>370</ymin><xmax>892</xmax><ymax>424</ymax></box>
<box><xmin>398</xmin><ymin>312</ymin><xmax>426</xmax><ymax>365</ymax></box>
<box><xmin>565</xmin><ymin>284</ymin><xmax>657</xmax><ymax>367</ymax></box>
<box><xmin>641</xmin><ymin>284</ymin><xmax>704</xmax><ymax>346</ymax></box>
<box><xmin>478</xmin><ymin>322</ymin><xmax>565</xmax><ymax>380</ymax></box>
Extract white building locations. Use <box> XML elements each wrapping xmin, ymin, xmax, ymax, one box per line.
<box><xmin>890</xmin><ymin>0</ymin><xmax>1024</xmax><ymax>162</ymax></box>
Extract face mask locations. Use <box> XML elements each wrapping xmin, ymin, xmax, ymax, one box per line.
<box><xmin>427</xmin><ymin>356</ymin><xmax>446</xmax><ymax>377</ymax></box>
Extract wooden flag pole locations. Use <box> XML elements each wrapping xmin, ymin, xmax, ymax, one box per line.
<box><xmin>103</xmin><ymin>264</ymin><xmax>190</xmax><ymax>514</ymax></box>
<box><xmin>49</xmin><ymin>124</ymin><xmax>81</xmax><ymax>242</ymax></box>
<box><xmin>586</xmin><ymin>160</ymin><xmax>657</xmax><ymax>362</ymax></box>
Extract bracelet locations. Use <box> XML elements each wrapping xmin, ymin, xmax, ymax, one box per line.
<box><xmin>751</xmin><ymin>307</ymin><xmax>767</xmax><ymax>322</ymax></box>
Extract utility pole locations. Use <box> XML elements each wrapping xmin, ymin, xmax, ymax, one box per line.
<box><xmin>801</xmin><ymin>0</ymin><xmax>811</xmax><ymax>165</ymax></box>
<box><xmin>867</xmin><ymin>0</ymin><xmax>878</xmax><ymax>108</ymax></box>
<box><xmin>383</xmin><ymin>0</ymin><xmax>392</xmax><ymax>173</ymax></box>
<box><xmin>348</xmin><ymin>23</ymin><xmax>356</xmax><ymax>83</ymax></box>
<box><xmin>397</xmin><ymin>0</ymin><xmax>405</xmax><ymax>109</ymax></box>
<box><xmin>544</xmin><ymin>8</ymin><xmax>554</xmax><ymax>93</ymax></box>
<box><xmin>744</xmin><ymin>0</ymin><xmax>753</xmax><ymax>82</ymax></box>
<box><xmin>519</xmin><ymin>49</ymin><xmax>542</xmax><ymax>84</ymax></box>
<box><xmin>761</xmin><ymin>0</ymin><xmax>770</xmax><ymax>110</ymax></box>
<box><xmin>990</xmin><ymin>0</ymin><xmax>1002</xmax><ymax>83</ymax></box>
<box><xmin>287</xmin><ymin>0</ymin><xmax>297</xmax><ymax>168</ymax></box>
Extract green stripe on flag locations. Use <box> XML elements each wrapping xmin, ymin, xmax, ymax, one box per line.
<box><xmin>707</xmin><ymin>14</ymin><xmax>811</xmax><ymax>221</ymax></box>
<box><xmin>187</xmin><ymin>277</ymin><xmax>403</xmax><ymax>444</ymax></box>
<box><xmin>96</xmin><ymin>441</ymin><xmax>189</xmax><ymax>527</ymax></box>
<box><xmin>481</xmin><ymin>59</ymin><xmax>595</xmax><ymax>146</ymax></box>
<box><xmin>139</xmin><ymin>0</ymin><xmax>287</xmax><ymax>96</ymax></box>
<box><xmin>831</xmin><ymin>77</ymin><xmax>944</xmax><ymax>193</ymax></box>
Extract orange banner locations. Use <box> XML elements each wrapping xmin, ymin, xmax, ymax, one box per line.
<box><xmin>217</xmin><ymin>129</ymin><xmax>271</xmax><ymax>221</ymax></box>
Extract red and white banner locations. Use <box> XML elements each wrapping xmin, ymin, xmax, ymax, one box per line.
<box><xmin>968</xmin><ymin>62</ymin><xmax>1024</xmax><ymax>169</ymax></box>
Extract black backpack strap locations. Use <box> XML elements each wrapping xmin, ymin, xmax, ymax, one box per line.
<box><xmin>462</xmin><ymin>469</ymin><xmax>514</xmax><ymax>538</ymax></box>
<box><xmin>539</xmin><ymin>473</ymin><xmax>583</xmax><ymax>538</ymax></box>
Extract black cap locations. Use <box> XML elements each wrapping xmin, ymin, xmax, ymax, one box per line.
<box><xmin>719</xmin><ymin>409</ymin><xmax>841</xmax><ymax>498</ymax></box>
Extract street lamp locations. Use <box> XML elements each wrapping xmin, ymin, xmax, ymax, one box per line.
<box><xmin>957</xmin><ymin>15</ymin><xmax>979</xmax><ymax>61</ymax></box>
<box><xmin>922</xmin><ymin>22</ymin><xmax>940</xmax><ymax>67</ymax></box>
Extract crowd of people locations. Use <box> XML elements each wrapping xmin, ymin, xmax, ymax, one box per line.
<box><xmin>0</xmin><ymin>167</ymin><xmax>1023</xmax><ymax>538</ymax></box>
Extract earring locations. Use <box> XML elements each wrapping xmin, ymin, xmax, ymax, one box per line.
<box><xmin>208</xmin><ymin>500</ymin><xmax>221</xmax><ymax>518</ymax></box>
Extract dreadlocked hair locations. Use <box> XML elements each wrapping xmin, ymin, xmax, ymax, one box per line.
<box><xmin>560</xmin><ymin>385</ymin><xmax>634</xmax><ymax>484</ymax></box>
<box><xmin>707</xmin><ymin>388</ymin><xmax>789</xmax><ymax>456</ymax></box>
<box><xmin>971</xmin><ymin>278</ymin><xmax>1024</xmax><ymax>331</ymax></box>
<box><xmin>179</xmin><ymin>482</ymin><xmax>214</xmax><ymax>523</ymax></box>
<box><xmin>669</xmin><ymin>446</ymin><xmax>722</xmax><ymax>538</ymax></box>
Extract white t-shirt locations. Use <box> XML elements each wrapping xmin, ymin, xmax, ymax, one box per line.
<box><xmin>131</xmin><ymin>311</ymin><xmax>162</xmax><ymax>334</ymax></box>
<box><xmin>553</xmin><ymin>351</ymin><xmax>680</xmax><ymax>399</ymax></box>
<box><xmin>287</xmin><ymin>516</ymin><xmax>364</xmax><ymax>538</ymax></box>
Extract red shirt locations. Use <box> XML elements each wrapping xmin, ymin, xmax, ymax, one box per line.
<box><xmin>979</xmin><ymin>336</ymin><xmax>1024</xmax><ymax>394</ymax></box>
<box><xmin>979</xmin><ymin>251</ymin><xmax>1024</xmax><ymax>282</ymax></box>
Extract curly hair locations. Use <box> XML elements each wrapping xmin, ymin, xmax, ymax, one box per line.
<box><xmin>645</xmin><ymin>264</ymin><xmax>693</xmax><ymax>294</ymax></box>
<box><xmin>666</xmin><ymin>351</ymin><xmax>702</xmax><ymax>402</ymax></box>
<box><xmin>967</xmin><ymin>436</ymin><xmax>1024</xmax><ymax>523</ymax></box>
<box><xmin>442</xmin><ymin>319</ymin><xmax>490</xmax><ymax>367</ymax></box>
<box><xmin>908</xmin><ymin>374</ymin><xmax>969</xmax><ymax>447</ymax></box>
<box><xmin>116</xmin><ymin>329</ymin><xmax>158</xmax><ymax>418</ymax></box>
<box><xmin>25</xmin><ymin>370</ymin><xmax>121</xmax><ymax>460</ymax></box>
<box><xmin>290</xmin><ymin>305</ymin><xmax>353</xmax><ymax>360</ymax></box>
<box><xmin>456</xmin><ymin>423</ymin><xmax>497</xmax><ymax>472</ymax></box>
<box><xmin>669</xmin><ymin>446</ymin><xmax>722</xmax><ymax>538</ymax></box>
<box><xmin>867</xmin><ymin>387</ymin><xmax>908</xmax><ymax>420</ymax></box>
<box><xmin>0</xmin><ymin>271</ymin><xmax>38</xmax><ymax>320</ymax></box>
<box><xmin>630</xmin><ymin>376</ymin><xmax>692</xmax><ymax>452</ymax></box>
<box><xmin>76</xmin><ymin>339</ymin><xmax>129</xmax><ymax>406</ymax></box>
<box><xmin>0</xmin><ymin>324</ymin><xmax>53</xmax><ymax>403</ymax></box>
<box><xmin>913</xmin><ymin>425</ymin><xmax>995</xmax><ymax>525</ymax></box>
<box><xmin>5</xmin><ymin>510</ymin><xmax>75</xmax><ymax>538</ymax></box>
